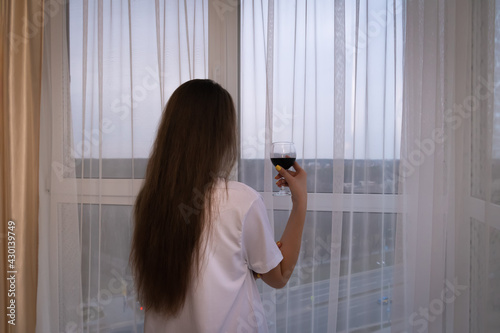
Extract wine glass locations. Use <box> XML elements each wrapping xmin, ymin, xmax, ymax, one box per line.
<box><xmin>270</xmin><ymin>142</ymin><xmax>296</xmax><ymax>196</ymax></box>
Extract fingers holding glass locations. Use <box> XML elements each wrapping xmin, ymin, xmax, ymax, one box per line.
<box><xmin>270</xmin><ymin>142</ymin><xmax>296</xmax><ymax>196</ymax></box>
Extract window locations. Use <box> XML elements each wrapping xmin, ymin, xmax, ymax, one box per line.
<box><xmin>63</xmin><ymin>1</ymin><xmax>404</xmax><ymax>331</ymax></box>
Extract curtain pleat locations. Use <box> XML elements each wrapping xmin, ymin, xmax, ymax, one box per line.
<box><xmin>327</xmin><ymin>0</ymin><xmax>345</xmax><ymax>330</ymax></box>
<box><xmin>1</xmin><ymin>1</ymin><xmax>44</xmax><ymax>332</ymax></box>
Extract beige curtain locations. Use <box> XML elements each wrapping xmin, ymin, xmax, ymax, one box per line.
<box><xmin>0</xmin><ymin>0</ymin><xmax>44</xmax><ymax>332</ymax></box>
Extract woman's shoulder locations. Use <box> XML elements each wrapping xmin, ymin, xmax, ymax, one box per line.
<box><xmin>226</xmin><ymin>180</ymin><xmax>258</xmax><ymax>192</ymax></box>
<box><xmin>215</xmin><ymin>180</ymin><xmax>262</xmax><ymax>204</ymax></box>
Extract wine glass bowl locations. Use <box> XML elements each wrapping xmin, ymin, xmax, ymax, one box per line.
<box><xmin>270</xmin><ymin>142</ymin><xmax>296</xmax><ymax>196</ymax></box>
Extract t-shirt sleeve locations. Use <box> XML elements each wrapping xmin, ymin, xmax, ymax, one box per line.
<box><xmin>241</xmin><ymin>197</ymin><xmax>284</xmax><ymax>274</ymax></box>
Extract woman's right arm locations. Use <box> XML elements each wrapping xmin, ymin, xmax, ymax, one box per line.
<box><xmin>261</xmin><ymin>161</ymin><xmax>307</xmax><ymax>288</ymax></box>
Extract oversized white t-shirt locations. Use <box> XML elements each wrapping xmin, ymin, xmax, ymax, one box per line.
<box><xmin>144</xmin><ymin>180</ymin><xmax>283</xmax><ymax>333</ymax></box>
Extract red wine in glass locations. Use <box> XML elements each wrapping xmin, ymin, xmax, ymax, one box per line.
<box><xmin>270</xmin><ymin>157</ymin><xmax>296</xmax><ymax>170</ymax></box>
<box><xmin>270</xmin><ymin>142</ymin><xmax>296</xmax><ymax>196</ymax></box>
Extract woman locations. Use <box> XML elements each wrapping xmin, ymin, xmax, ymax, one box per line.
<box><xmin>130</xmin><ymin>79</ymin><xmax>307</xmax><ymax>332</ymax></box>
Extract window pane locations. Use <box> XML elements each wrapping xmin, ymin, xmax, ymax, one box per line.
<box><xmin>79</xmin><ymin>204</ymin><xmax>144</xmax><ymax>332</ymax></box>
<box><xmin>239</xmin><ymin>0</ymin><xmax>403</xmax><ymax>199</ymax></box>
<box><xmin>269</xmin><ymin>211</ymin><xmax>396</xmax><ymax>332</ymax></box>
<box><xmin>240</xmin><ymin>0</ymin><xmax>403</xmax><ymax>160</ymax></box>
<box><xmin>68</xmin><ymin>0</ymin><xmax>208</xmax><ymax>179</ymax></box>
<box><xmin>272</xmin><ymin>211</ymin><xmax>333</xmax><ymax>332</ymax></box>
<box><xmin>336</xmin><ymin>212</ymin><xmax>396</xmax><ymax>332</ymax></box>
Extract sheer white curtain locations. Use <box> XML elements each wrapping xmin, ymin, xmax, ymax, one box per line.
<box><xmin>240</xmin><ymin>0</ymin><xmax>403</xmax><ymax>332</ymax></box>
<box><xmin>37</xmin><ymin>0</ymin><xmax>500</xmax><ymax>332</ymax></box>
<box><xmin>391</xmin><ymin>0</ymin><xmax>460</xmax><ymax>332</ymax></box>
<box><xmin>393</xmin><ymin>0</ymin><xmax>500</xmax><ymax>332</ymax></box>
<box><xmin>38</xmin><ymin>1</ymin><xmax>210</xmax><ymax>332</ymax></box>
<box><xmin>240</xmin><ymin>0</ymin><xmax>500</xmax><ymax>333</ymax></box>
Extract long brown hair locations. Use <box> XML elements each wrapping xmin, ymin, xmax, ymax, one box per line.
<box><xmin>130</xmin><ymin>79</ymin><xmax>237</xmax><ymax>316</ymax></box>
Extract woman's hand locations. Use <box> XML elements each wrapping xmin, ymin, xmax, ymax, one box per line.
<box><xmin>274</xmin><ymin>161</ymin><xmax>307</xmax><ymax>206</ymax></box>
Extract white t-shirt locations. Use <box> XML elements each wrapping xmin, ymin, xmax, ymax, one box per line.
<box><xmin>145</xmin><ymin>181</ymin><xmax>283</xmax><ymax>333</ymax></box>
